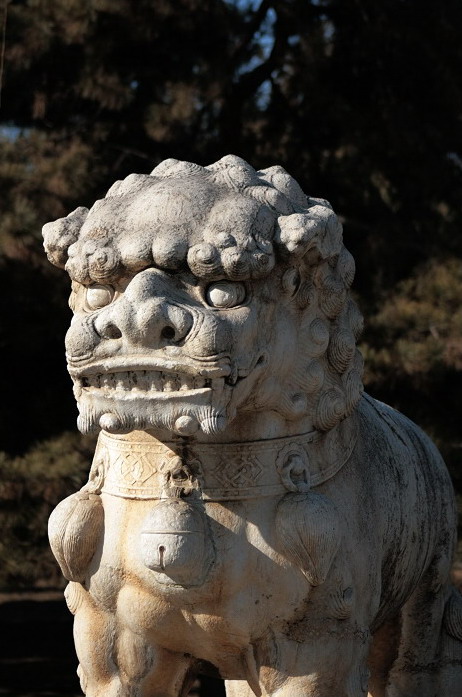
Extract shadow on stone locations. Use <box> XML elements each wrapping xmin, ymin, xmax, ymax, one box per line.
<box><xmin>0</xmin><ymin>597</ymin><xmax>225</xmax><ymax>697</ymax></box>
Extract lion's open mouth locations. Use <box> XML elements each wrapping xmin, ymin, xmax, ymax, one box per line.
<box><xmin>79</xmin><ymin>370</ymin><xmax>214</xmax><ymax>394</ymax></box>
<box><xmin>68</xmin><ymin>356</ymin><xmax>261</xmax><ymax>436</ymax></box>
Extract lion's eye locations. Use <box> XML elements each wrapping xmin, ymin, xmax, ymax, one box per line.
<box><xmin>205</xmin><ymin>281</ymin><xmax>246</xmax><ymax>308</ymax></box>
<box><xmin>86</xmin><ymin>284</ymin><xmax>114</xmax><ymax>311</ymax></box>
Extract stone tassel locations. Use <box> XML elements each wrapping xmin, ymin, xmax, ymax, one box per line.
<box><xmin>48</xmin><ymin>491</ymin><xmax>104</xmax><ymax>582</ymax></box>
<box><xmin>275</xmin><ymin>492</ymin><xmax>341</xmax><ymax>586</ymax></box>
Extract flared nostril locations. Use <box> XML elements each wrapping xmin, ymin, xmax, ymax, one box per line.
<box><xmin>161</xmin><ymin>305</ymin><xmax>193</xmax><ymax>345</ymax></box>
<box><xmin>161</xmin><ymin>326</ymin><xmax>176</xmax><ymax>341</ymax></box>
<box><xmin>94</xmin><ymin>314</ymin><xmax>122</xmax><ymax>340</ymax></box>
<box><xmin>103</xmin><ymin>323</ymin><xmax>122</xmax><ymax>340</ymax></box>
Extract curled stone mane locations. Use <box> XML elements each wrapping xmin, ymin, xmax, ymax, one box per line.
<box><xmin>43</xmin><ymin>154</ymin><xmax>364</xmax><ymax>433</ymax></box>
<box><xmin>287</xmin><ymin>258</ymin><xmax>365</xmax><ymax>432</ymax></box>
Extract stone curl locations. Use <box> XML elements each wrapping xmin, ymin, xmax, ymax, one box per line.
<box><xmin>42</xmin><ymin>207</ymin><xmax>89</xmax><ymax>269</ymax></box>
<box><xmin>42</xmin><ymin>155</ymin><xmax>340</xmax><ymax>285</ymax></box>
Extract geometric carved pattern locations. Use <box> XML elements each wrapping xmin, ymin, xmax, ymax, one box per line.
<box><xmin>211</xmin><ymin>454</ymin><xmax>263</xmax><ymax>488</ymax></box>
<box><xmin>115</xmin><ymin>453</ymin><xmax>156</xmax><ymax>486</ymax></box>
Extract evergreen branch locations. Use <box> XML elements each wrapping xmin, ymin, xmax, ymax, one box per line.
<box><xmin>231</xmin><ymin>0</ymin><xmax>272</xmax><ymax>63</ymax></box>
<box><xmin>228</xmin><ymin>12</ymin><xmax>290</xmax><ymax>103</ymax></box>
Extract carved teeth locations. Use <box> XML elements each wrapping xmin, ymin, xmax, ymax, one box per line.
<box><xmin>151</xmin><ymin>373</ymin><xmax>162</xmax><ymax>391</ymax></box>
<box><xmin>180</xmin><ymin>376</ymin><xmax>194</xmax><ymax>391</ymax></box>
<box><xmin>78</xmin><ymin>370</ymin><xmax>221</xmax><ymax>395</ymax></box>
<box><xmin>162</xmin><ymin>374</ymin><xmax>178</xmax><ymax>392</ymax></box>
<box><xmin>101</xmin><ymin>375</ymin><xmax>112</xmax><ymax>389</ymax></box>
<box><xmin>137</xmin><ymin>371</ymin><xmax>149</xmax><ymax>390</ymax></box>
<box><xmin>116</xmin><ymin>372</ymin><xmax>128</xmax><ymax>390</ymax></box>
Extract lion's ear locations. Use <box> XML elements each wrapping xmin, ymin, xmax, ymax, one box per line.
<box><xmin>42</xmin><ymin>206</ymin><xmax>88</xmax><ymax>269</ymax></box>
<box><xmin>274</xmin><ymin>205</ymin><xmax>343</xmax><ymax>261</ymax></box>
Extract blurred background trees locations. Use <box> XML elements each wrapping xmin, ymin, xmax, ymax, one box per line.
<box><xmin>1</xmin><ymin>0</ymin><xmax>462</xmax><ymax>589</ymax></box>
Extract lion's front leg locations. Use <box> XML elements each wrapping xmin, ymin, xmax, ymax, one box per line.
<box><xmin>65</xmin><ymin>582</ymin><xmax>119</xmax><ymax>696</ymax></box>
<box><xmin>65</xmin><ymin>582</ymin><xmax>193</xmax><ymax>697</ymax></box>
<box><xmin>226</xmin><ymin>627</ymin><xmax>371</xmax><ymax>697</ymax></box>
<box><xmin>266</xmin><ymin>640</ymin><xmax>370</xmax><ymax>697</ymax></box>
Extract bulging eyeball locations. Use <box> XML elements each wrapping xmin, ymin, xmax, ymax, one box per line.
<box><xmin>85</xmin><ymin>284</ymin><xmax>114</xmax><ymax>311</ymax></box>
<box><xmin>205</xmin><ymin>281</ymin><xmax>246</xmax><ymax>308</ymax></box>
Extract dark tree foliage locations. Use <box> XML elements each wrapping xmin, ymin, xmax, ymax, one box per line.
<box><xmin>1</xmin><ymin>0</ymin><xmax>461</xmax><ymax>587</ymax></box>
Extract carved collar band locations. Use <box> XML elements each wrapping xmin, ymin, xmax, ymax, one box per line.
<box><xmin>89</xmin><ymin>417</ymin><xmax>357</xmax><ymax>501</ymax></box>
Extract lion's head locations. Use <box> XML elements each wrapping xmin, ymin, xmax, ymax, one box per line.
<box><xmin>43</xmin><ymin>155</ymin><xmax>364</xmax><ymax>440</ymax></box>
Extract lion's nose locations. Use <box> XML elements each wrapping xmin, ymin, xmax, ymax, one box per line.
<box><xmin>93</xmin><ymin>269</ymin><xmax>194</xmax><ymax>348</ymax></box>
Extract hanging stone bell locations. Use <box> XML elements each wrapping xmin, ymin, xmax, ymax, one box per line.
<box><xmin>140</xmin><ymin>498</ymin><xmax>214</xmax><ymax>587</ymax></box>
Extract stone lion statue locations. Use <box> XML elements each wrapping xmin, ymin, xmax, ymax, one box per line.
<box><xmin>43</xmin><ymin>156</ymin><xmax>462</xmax><ymax>697</ymax></box>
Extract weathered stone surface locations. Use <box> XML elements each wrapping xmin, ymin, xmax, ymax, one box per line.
<box><xmin>44</xmin><ymin>156</ymin><xmax>462</xmax><ymax>696</ymax></box>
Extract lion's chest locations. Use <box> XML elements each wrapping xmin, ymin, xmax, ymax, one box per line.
<box><xmin>90</xmin><ymin>494</ymin><xmax>308</xmax><ymax>653</ymax></box>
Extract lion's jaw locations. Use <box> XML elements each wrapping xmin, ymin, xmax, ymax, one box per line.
<box><xmin>69</xmin><ymin>355</ymin><xmax>273</xmax><ymax>439</ymax></box>
<box><xmin>72</xmin><ymin>364</ymin><xmax>231</xmax><ymax>437</ymax></box>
